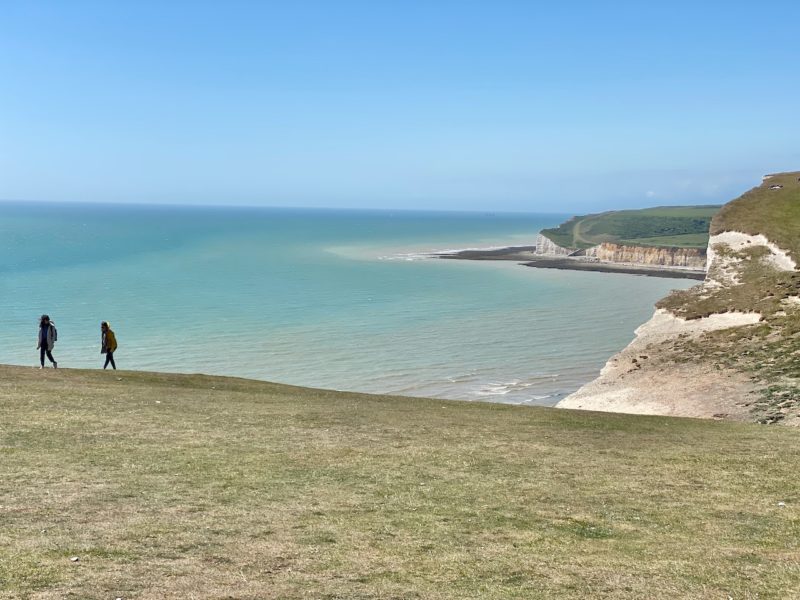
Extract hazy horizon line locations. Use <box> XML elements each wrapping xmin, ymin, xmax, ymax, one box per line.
<box><xmin>0</xmin><ymin>197</ymin><xmax>722</xmax><ymax>217</ymax></box>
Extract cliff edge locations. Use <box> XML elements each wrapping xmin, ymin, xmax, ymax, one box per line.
<box><xmin>557</xmin><ymin>172</ymin><xmax>800</xmax><ymax>425</ymax></box>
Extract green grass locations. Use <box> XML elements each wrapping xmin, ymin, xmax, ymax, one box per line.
<box><xmin>712</xmin><ymin>172</ymin><xmax>800</xmax><ymax>260</ymax></box>
<box><xmin>618</xmin><ymin>233</ymin><xmax>711</xmax><ymax>248</ymax></box>
<box><xmin>541</xmin><ymin>206</ymin><xmax>720</xmax><ymax>250</ymax></box>
<box><xmin>2</xmin><ymin>365</ymin><xmax>800</xmax><ymax>598</ymax></box>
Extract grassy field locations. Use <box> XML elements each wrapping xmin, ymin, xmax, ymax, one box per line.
<box><xmin>2</xmin><ymin>365</ymin><xmax>800</xmax><ymax>599</ymax></box>
<box><xmin>541</xmin><ymin>206</ymin><xmax>720</xmax><ymax>250</ymax></box>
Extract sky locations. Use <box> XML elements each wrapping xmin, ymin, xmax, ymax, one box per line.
<box><xmin>1</xmin><ymin>1</ymin><xmax>799</xmax><ymax>212</ymax></box>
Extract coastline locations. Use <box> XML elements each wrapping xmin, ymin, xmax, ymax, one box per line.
<box><xmin>434</xmin><ymin>246</ymin><xmax>707</xmax><ymax>280</ymax></box>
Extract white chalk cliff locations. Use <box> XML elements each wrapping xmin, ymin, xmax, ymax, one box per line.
<box><xmin>556</xmin><ymin>229</ymin><xmax>796</xmax><ymax>420</ymax></box>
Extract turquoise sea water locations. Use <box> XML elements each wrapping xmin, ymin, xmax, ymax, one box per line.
<box><xmin>0</xmin><ymin>202</ymin><xmax>694</xmax><ymax>404</ymax></box>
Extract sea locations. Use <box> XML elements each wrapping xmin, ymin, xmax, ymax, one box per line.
<box><xmin>0</xmin><ymin>201</ymin><xmax>696</xmax><ymax>405</ymax></box>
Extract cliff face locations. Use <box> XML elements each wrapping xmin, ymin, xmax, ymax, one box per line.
<box><xmin>556</xmin><ymin>172</ymin><xmax>800</xmax><ymax>425</ymax></box>
<box><xmin>534</xmin><ymin>233</ymin><xmax>571</xmax><ymax>256</ymax></box>
<box><xmin>554</xmin><ymin>229</ymin><xmax>768</xmax><ymax>420</ymax></box>
<box><xmin>585</xmin><ymin>243</ymin><xmax>706</xmax><ymax>269</ymax></box>
<box><xmin>534</xmin><ymin>234</ymin><xmax>707</xmax><ymax>270</ymax></box>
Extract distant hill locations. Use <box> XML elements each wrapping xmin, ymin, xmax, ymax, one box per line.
<box><xmin>541</xmin><ymin>205</ymin><xmax>721</xmax><ymax>249</ymax></box>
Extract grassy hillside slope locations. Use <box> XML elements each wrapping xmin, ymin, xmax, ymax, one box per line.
<box><xmin>541</xmin><ymin>206</ymin><xmax>720</xmax><ymax>250</ymax></box>
<box><xmin>2</xmin><ymin>365</ymin><xmax>800</xmax><ymax>599</ymax></box>
<box><xmin>712</xmin><ymin>171</ymin><xmax>800</xmax><ymax>258</ymax></box>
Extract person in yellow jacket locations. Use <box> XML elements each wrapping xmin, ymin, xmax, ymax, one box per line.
<box><xmin>100</xmin><ymin>321</ymin><xmax>118</xmax><ymax>370</ymax></box>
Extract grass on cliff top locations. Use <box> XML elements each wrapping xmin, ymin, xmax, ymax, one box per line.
<box><xmin>711</xmin><ymin>171</ymin><xmax>800</xmax><ymax>259</ymax></box>
<box><xmin>540</xmin><ymin>205</ymin><xmax>720</xmax><ymax>250</ymax></box>
<box><xmin>618</xmin><ymin>232</ymin><xmax>711</xmax><ymax>248</ymax></box>
<box><xmin>2</xmin><ymin>365</ymin><xmax>800</xmax><ymax>599</ymax></box>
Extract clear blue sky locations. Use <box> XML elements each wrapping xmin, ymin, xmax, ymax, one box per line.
<box><xmin>1</xmin><ymin>1</ymin><xmax>798</xmax><ymax>212</ymax></box>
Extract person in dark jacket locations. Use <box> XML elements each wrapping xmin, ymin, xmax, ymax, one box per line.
<box><xmin>37</xmin><ymin>314</ymin><xmax>58</xmax><ymax>368</ymax></box>
<box><xmin>100</xmin><ymin>321</ymin><xmax>117</xmax><ymax>370</ymax></box>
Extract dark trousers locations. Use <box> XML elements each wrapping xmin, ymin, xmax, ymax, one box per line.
<box><xmin>40</xmin><ymin>346</ymin><xmax>55</xmax><ymax>366</ymax></box>
<box><xmin>104</xmin><ymin>351</ymin><xmax>116</xmax><ymax>370</ymax></box>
